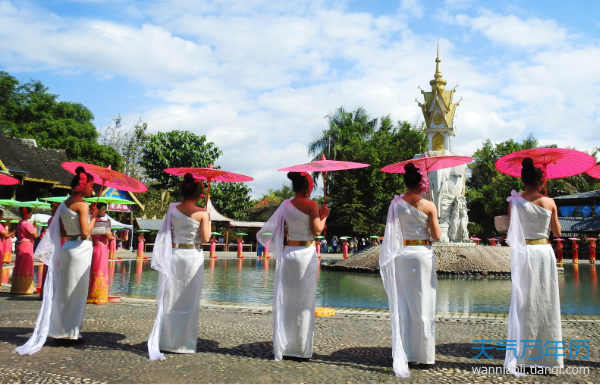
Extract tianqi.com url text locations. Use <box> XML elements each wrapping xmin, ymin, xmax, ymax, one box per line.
<box><xmin>472</xmin><ymin>366</ymin><xmax>590</xmax><ymax>375</ymax></box>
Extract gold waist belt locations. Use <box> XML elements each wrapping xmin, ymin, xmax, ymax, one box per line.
<box><xmin>65</xmin><ymin>235</ymin><xmax>92</xmax><ymax>241</ymax></box>
<box><xmin>526</xmin><ymin>238</ymin><xmax>550</xmax><ymax>245</ymax></box>
<box><xmin>287</xmin><ymin>241</ymin><xmax>316</xmax><ymax>247</ymax></box>
<box><xmin>172</xmin><ymin>243</ymin><xmax>202</xmax><ymax>249</ymax></box>
<box><xmin>403</xmin><ymin>239</ymin><xmax>431</xmax><ymax>246</ymax></box>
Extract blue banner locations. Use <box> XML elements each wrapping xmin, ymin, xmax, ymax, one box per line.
<box><xmin>559</xmin><ymin>206</ymin><xmax>575</xmax><ymax>217</ymax></box>
<box><xmin>579</xmin><ymin>206</ymin><xmax>592</xmax><ymax>217</ymax></box>
<box><xmin>103</xmin><ymin>187</ymin><xmax>133</xmax><ymax>202</ymax></box>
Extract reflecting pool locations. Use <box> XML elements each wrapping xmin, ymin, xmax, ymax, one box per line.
<box><xmin>5</xmin><ymin>259</ymin><xmax>599</xmax><ymax>314</ymax></box>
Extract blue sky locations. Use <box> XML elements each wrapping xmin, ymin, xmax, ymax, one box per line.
<box><xmin>1</xmin><ymin>0</ymin><xmax>599</xmax><ymax>196</ymax></box>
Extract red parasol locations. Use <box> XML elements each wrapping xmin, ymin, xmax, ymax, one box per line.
<box><xmin>277</xmin><ymin>155</ymin><xmax>370</xmax><ymax>204</ymax></box>
<box><xmin>164</xmin><ymin>164</ymin><xmax>253</xmax><ymax>208</ymax></box>
<box><xmin>0</xmin><ymin>174</ymin><xmax>19</xmax><ymax>185</ymax></box>
<box><xmin>62</xmin><ymin>162</ymin><xmax>147</xmax><ymax>206</ymax></box>
<box><xmin>495</xmin><ymin>148</ymin><xmax>596</xmax><ymax>195</ymax></box>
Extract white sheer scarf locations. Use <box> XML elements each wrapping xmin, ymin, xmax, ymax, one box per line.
<box><xmin>504</xmin><ymin>190</ymin><xmax>526</xmax><ymax>377</ymax></box>
<box><xmin>147</xmin><ymin>202</ymin><xmax>178</xmax><ymax>361</ymax></box>
<box><xmin>256</xmin><ymin>199</ymin><xmax>291</xmax><ymax>361</ymax></box>
<box><xmin>14</xmin><ymin>202</ymin><xmax>66</xmax><ymax>355</ymax></box>
<box><xmin>379</xmin><ymin>195</ymin><xmax>410</xmax><ymax>378</ymax></box>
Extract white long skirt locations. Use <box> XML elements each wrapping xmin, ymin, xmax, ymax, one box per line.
<box><xmin>393</xmin><ymin>245</ymin><xmax>436</xmax><ymax>364</ymax></box>
<box><xmin>48</xmin><ymin>240</ymin><xmax>93</xmax><ymax>339</ymax></box>
<box><xmin>159</xmin><ymin>248</ymin><xmax>204</xmax><ymax>354</ymax></box>
<box><xmin>511</xmin><ymin>244</ymin><xmax>563</xmax><ymax>368</ymax></box>
<box><xmin>277</xmin><ymin>245</ymin><xmax>318</xmax><ymax>358</ymax></box>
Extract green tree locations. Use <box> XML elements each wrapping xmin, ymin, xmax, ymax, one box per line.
<box><xmin>203</xmin><ymin>182</ymin><xmax>253</xmax><ymax>220</ymax></box>
<box><xmin>140</xmin><ymin>130</ymin><xmax>222</xmax><ymax>189</ymax></box>
<box><xmin>102</xmin><ymin>114</ymin><xmax>149</xmax><ymax>182</ymax></box>
<box><xmin>259</xmin><ymin>183</ymin><xmax>296</xmax><ymax>202</ymax></box>
<box><xmin>0</xmin><ymin>72</ymin><xmax>122</xmax><ymax>168</ymax></box>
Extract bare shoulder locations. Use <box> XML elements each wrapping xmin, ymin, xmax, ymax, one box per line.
<box><xmin>539</xmin><ymin>196</ymin><xmax>557</xmax><ymax>210</ymax></box>
<box><xmin>418</xmin><ymin>198</ymin><xmax>436</xmax><ymax>212</ymax></box>
<box><xmin>190</xmin><ymin>208</ymin><xmax>209</xmax><ymax>222</ymax></box>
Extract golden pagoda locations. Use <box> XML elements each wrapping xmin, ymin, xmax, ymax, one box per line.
<box><xmin>417</xmin><ymin>42</ymin><xmax>461</xmax><ymax>155</ymax></box>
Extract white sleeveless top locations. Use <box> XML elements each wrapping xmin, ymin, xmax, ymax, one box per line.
<box><xmin>285</xmin><ymin>204</ymin><xmax>313</xmax><ymax>241</ymax></box>
<box><xmin>516</xmin><ymin>197</ymin><xmax>551</xmax><ymax>239</ymax></box>
<box><xmin>398</xmin><ymin>200</ymin><xmax>430</xmax><ymax>240</ymax></box>
<box><xmin>171</xmin><ymin>208</ymin><xmax>202</xmax><ymax>244</ymax></box>
<box><xmin>60</xmin><ymin>207</ymin><xmax>87</xmax><ymax>236</ymax></box>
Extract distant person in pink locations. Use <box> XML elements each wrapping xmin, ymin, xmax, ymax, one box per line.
<box><xmin>11</xmin><ymin>207</ymin><xmax>37</xmax><ymax>294</ymax></box>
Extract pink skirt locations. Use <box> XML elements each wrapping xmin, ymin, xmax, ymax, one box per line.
<box><xmin>11</xmin><ymin>241</ymin><xmax>34</xmax><ymax>294</ymax></box>
<box><xmin>88</xmin><ymin>242</ymin><xmax>109</xmax><ymax>304</ymax></box>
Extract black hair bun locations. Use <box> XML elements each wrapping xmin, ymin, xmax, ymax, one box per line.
<box><xmin>404</xmin><ymin>163</ymin><xmax>417</xmax><ymax>173</ymax></box>
<box><xmin>75</xmin><ymin>166</ymin><xmax>85</xmax><ymax>175</ymax></box>
<box><xmin>522</xmin><ymin>158</ymin><xmax>534</xmax><ymax>169</ymax></box>
<box><xmin>403</xmin><ymin>162</ymin><xmax>422</xmax><ymax>189</ymax></box>
<box><xmin>287</xmin><ymin>172</ymin><xmax>306</xmax><ymax>193</ymax></box>
<box><xmin>183</xmin><ymin>173</ymin><xmax>195</xmax><ymax>183</ymax></box>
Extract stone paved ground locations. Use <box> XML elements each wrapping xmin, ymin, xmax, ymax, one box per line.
<box><xmin>0</xmin><ymin>287</ymin><xmax>598</xmax><ymax>384</ymax></box>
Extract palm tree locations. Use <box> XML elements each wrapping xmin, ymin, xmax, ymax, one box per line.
<box><xmin>307</xmin><ymin>106</ymin><xmax>378</xmax><ymax>189</ymax></box>
<box><xmin>308</xmin><ymin>106</ymin><xmax>377</xmax><ymax>160</ymax></box>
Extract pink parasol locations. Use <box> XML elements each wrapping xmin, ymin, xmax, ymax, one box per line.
<box><xmin>0</xmin><ymin>174</ymin><xmax>19</xmax><ymax>186</ymax></box>
<box><xmin>587</xmin><ymin>165</ymin><xmax>600</xmax><ymax>179</ymax></box>
<box><xmin>164</xmin><ymin>164</ymin><xmax>253</xmax><ymax>208</ymax></box>
<box><xmin>62</xmin><ymin>162</ymin><xmax>147</xmax><ymax>207</ymax></box>
<box><xmin>586</xmin><ymin>165</ymin><xmax>600</xmax><ymax>189</ymax></box>
<box><xmin>553</xmin><ymin>238</ymin><xmax>565</xmax><ymax>241</ymax></box>
<box><xmin>381</xmin><ymin>155</ymin><xmax>473</xmax><ymax>199</ymax></box>
<box><xmin>381</xmin><ymin>155</ymin><xmax>473</xmax><ymax>174</ymax></box>
<box><xmin>495</xmin><ymin>148</ymin><xmax>596</xmax><ymax>196</ymax></box>
<box><xmin>277</xmin><ymin>155</ymin><xmax>370</xmax><ymax>204</ymax></box>
<box><xmin>586</xmin><ymin>238</ymin><xmax>597</xmax><ymax>241</ymax></box>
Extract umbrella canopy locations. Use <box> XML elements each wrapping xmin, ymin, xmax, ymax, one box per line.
<box><xmin>554</xmin><ymin>238</ymin><xmax>565</xmax><ymax>241</ymax></box>
<box><xmin>10</xmin><ymin>219</ymin><xmax>19</xmax><ymax>223</ymax></box>
<box><xmin>277</xmin><ymin>154</ymin><xmax>370</xmax><ymax>215</ymax></box>
<box><xmin>211</xmin><ymin>232</ymin><xmax>222</xmax><ymax>235</ymax></box>
<box><xmin>381</xmin><ymin>155</ymin><xmax>473</xmax><ymax>174</ymax></box>
<box><xmin>586</xmin><ymin>165</ymin><xmax>600</xmax><ymax>181</ymax></box>
<box><xmin>112</xmin><ymin>226</ymin><xmax>125</xmax><ymax>230</ymax></box>
<box><xmin>315</xmin><ymin>235</ymin><xmax>325</xmax><ymax>239</ymax></box>
<box><xmin>0</xmin><ymin>198</ymin><xmax>34</xmax><ymax>208</ymax></box>
<box><xmin>62</xmin><ymin>162</ymin><xmax>147</xmax><ymax>193</ymax></box>
<box><xmin>568</xmin><ymin>238</ymin><xmax>580</xmax><ymax>241</ymax></box>
<box><xmin>495</xmin><ymin>148</ymin><xmax>596</xmax><ymax>179</ymax></box>
<box><xmin>369</xmin><ymin>235</ymin><xmax>379</xmax><ymax>238</ymax></box>
<box><xmin>471</xmin><ymin>237</ymin><xmax>481</xmax><ymax>241</ymax></box>
<box><xmin>41</xmin><ymin>195</ymin><xmax>70</xmax><ymax>203</ymax></box>
<box><xmin>164</xmin><ymin>165</ymin><xmax>253</xmax><ymax>208</ymax></box>
<box><xmin>236</xmin><ymin>232</ymin><xmax>248</xmax><ymax>236</ymax></box>
<box><xmin>21</xmin><ymin>199</ymin><xmax>51</xmax><ymax>210</ymax></box>
<box><xmin>0</xmin><ymin>174</ymin><xmax>19</xmax><ymax>185</ymax></box>
<box><xmin>84</xmin><ymin>197</ymin><xmax>137</xmax><ymax>205</ymax></box>
<box><xmin>585</xmin><ymin>238</ymin><xmax>597</xmax><ymax>241</ymax></box>
<box><xmin>136</xmin><ymin>229</ymin><xmax>151</xmax><ymax>232</ymax></box>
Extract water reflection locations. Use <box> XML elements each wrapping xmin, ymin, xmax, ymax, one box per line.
<box><xmin>2</xmin><ymin>260</ymin><xmax>598</xmax><ymax>314</ymax></box>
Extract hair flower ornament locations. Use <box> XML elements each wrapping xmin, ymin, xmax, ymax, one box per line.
<box><xmin>534</xmin><ymin>164</ymin><xmax>547</xmax><ymax>184</ymax></box>
<box><xmin>300</xmin><ymin>172</ymin><xmax>314</xmax><ymax>197</ymax></box>
<box><xmin>75</xmin><ymin>173</ymin><xmax>87</xmax><ymax>192</ymax></box>
<box><xmin>417</xmin><ymin>166</ymin><xmax>429</xmax><ymax>194</ymax></box>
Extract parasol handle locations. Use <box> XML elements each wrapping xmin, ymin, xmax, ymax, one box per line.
<box><xmin>93</xmin><ymin>179</ymin><xmax>107</xmax><ymax>209</ymax></box>
<box><xmin>323</xmin><ymin>171</ymin><xmax>327</xmax><ymax>205</ymax></box>
<box><xmin>205</xmin><ymin>179</ymin><xmax>211</xmax><ymax>209</ymax></box>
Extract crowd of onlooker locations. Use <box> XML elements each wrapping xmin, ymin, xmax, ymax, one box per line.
<box><xmin>318</xmin><ymin>236</ymin><xmax>380</xmax><ymax>254</ymax></box>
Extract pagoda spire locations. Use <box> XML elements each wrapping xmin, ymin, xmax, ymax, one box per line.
<box><xmin>430</xmin><ymin>40</ymin><xmax>447</xmax><ymax>91</ymax></box>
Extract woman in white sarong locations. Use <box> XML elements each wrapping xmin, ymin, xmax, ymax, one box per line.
<box><xmin>148</xmin><ymin>173</ymin><xmax>210</xmax><ymax>360</ymax></box>
<box><xmin>15</xmin><ymin>166</ymin><xmax>98</xmax><ymax>354</ymax></box>
<box><xmin>379</xmin><ymin>162</ymin><xmax>441</xmax><ymax>377</ymax></box>
<box><xmin>257</xmin><ymin>172</ymin><xmax>329</xmax><ymax>360</ymax></box>
<box><xmin>504</xmin><ymin>158</ymin><xmax>563</xmax><ymax>374</ymax></box>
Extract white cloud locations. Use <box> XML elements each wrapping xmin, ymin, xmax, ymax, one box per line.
<box><xmin>455</xmin><ymin>10</ymin><xmax>567</xmax><ymax>49</ymax></box>
<box><xmin>400</xmin><ymin>0</ymin><xmax>424</xmax><ymax>18</ymax></box>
